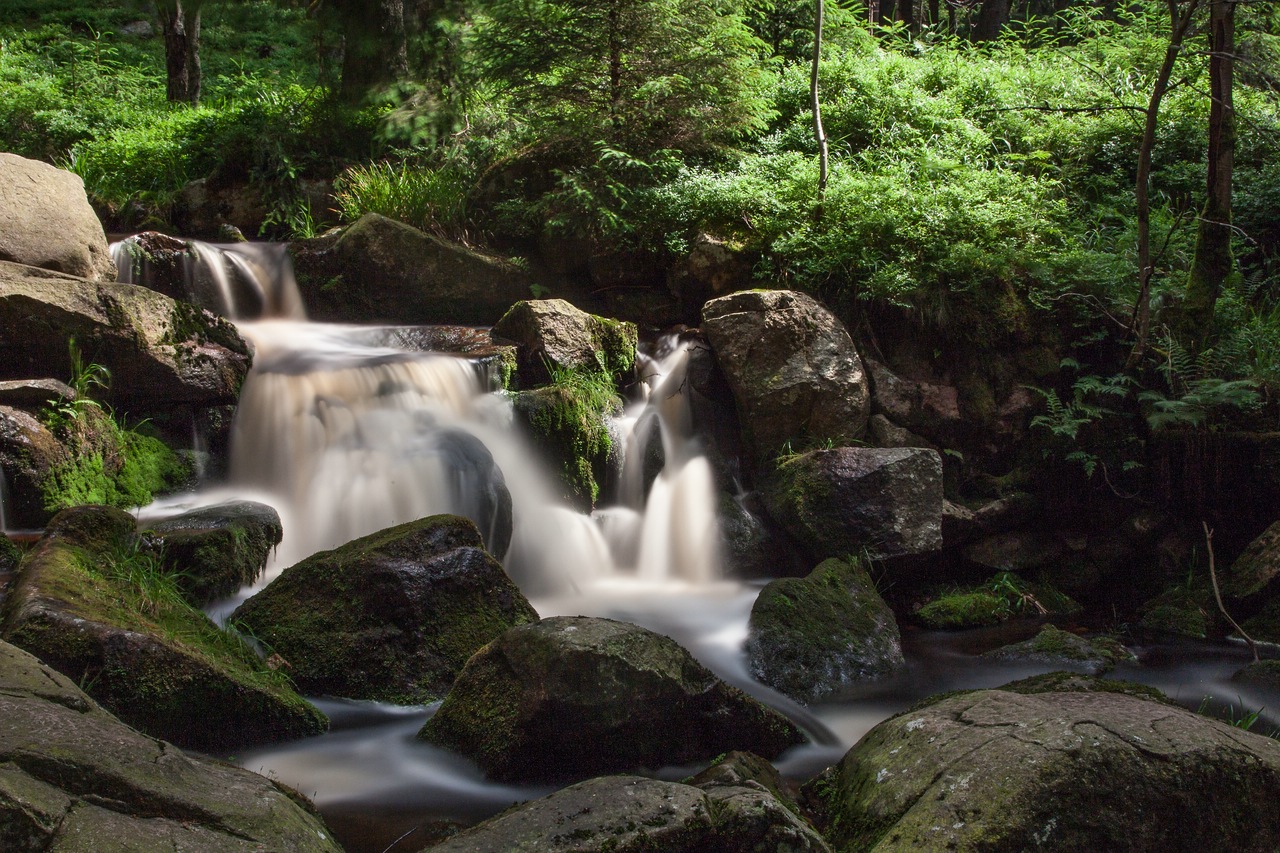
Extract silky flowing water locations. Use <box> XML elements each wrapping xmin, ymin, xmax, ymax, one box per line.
<box><xmin>111</xmin><ymin>241</ymin><xmax>1280</xmax><ymax>853</ymax></box>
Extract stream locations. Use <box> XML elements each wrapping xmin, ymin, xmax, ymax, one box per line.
<box><xmin>112</xmin><ymin>239</ymin><xmax>1280</xmax><ymax>853</ymax></box>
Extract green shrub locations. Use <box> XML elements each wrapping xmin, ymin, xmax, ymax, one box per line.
<box><xmin>334</xmin><ymin>159</ymin><xmax>470</xmax><ymax>239</ymax></box>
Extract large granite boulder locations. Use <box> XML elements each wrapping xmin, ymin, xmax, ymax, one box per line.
<box><xmin>762</xmin><ymin>447</ymin><xmax>943</xmax><ymax>561</ymax></box>
<box><xmin>492</xmin><ymin>299</ymin><xmax>637</xmax><ymax>387</ymax></box>
<box><xmin>231</xmin><ymin>515</ymin><xmax>538</xmax><ymax>705</ymax></box>
<box><xmin>291</xmin><ymin>213</ymin><xmax>531</xmax><ymax>325</ymax></box>
<box><xmin>140</xmin><ymin>501</ymin><xmax>283</xmax><ymax>606</ymax></box>
<box><xmin>701</xmin><ymin>290</ymin><xmax>870</xmax><ymax>462</ymax></box>
<box><xmin>424</xmin><ymin>774</ymin><xmax>830</xmax><ymax>853</ymax></box>
<box><xmin>0</xmin><ymin>640</ymin><xmax>340</xmax><ymax>852</ymax></box>
<box><xmin>2</xmin><ymin>507</ymin><xmax>327</xmax><ymax>753</ymax></box>
<box><xmin>746</xmin><ymin>558</ymin><xmax>905</xmax><ymax>703</ymax></box>
<box><xmin>809</xmin><ymin>683</ymin><xmax>1280</xmax><ymax>852</ymax></box>
<box><xmin>0</xmin><ymin>153</ymin><xmax>115</xmax><ymax>281</ymax></box>
<box><xmin>419</xmin><ymin>616</ymin><xmax>804</xmax><ymax>783</ymax></box>
<box><xmin>0</xmin><ymin>261</ymin><xmax>251</xmax><ymax>412</ymax></box>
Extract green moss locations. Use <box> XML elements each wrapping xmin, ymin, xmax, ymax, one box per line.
<box><xmin>517</xmin><ymin>368</ymin><xmax>622</xmax><ymax>509</ymax></box>
<box><xmin>916</xmin><ymin>591</ymin><xmax>1009</xmax><ymax>629</ymax></box>
<box><xmin>38</xmin><ymin>417</ymin><xmax>191</xmax><ymax>514</ymax></box>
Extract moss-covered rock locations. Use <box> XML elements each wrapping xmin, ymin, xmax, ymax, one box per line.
<box><xmin>232</xmin><ymin>515</ymin><xmax>538</xmax><ymax>705</ymax></box>
<box><xmin>807</xmin><ymin>686</ymin><xmax>1280</xmax><ymax>852</ymax></box>
<box><xmin>746</xmin><ymin>558</ymin><xmax>905</xmax><ymax>703</ymax></box>
<box><xmin>425</xmin><ymin>774</ymin><xmax>830</xmax><ymax>853</ymax></box>
<box><xmin>0</xmin><ymin>639</ymin><xmax>340</xmax><ymax>852</ymax></box>
<box><xmin>1139</xmin><ymin>584</ymin><xmax>1216</xmax><ymax>639</ymax></box>
<box><xmin>1</xmin><ymin>506</ymin><xmax>326</xmax><ymax>752</ymax></box>
<box><xmin>140</xmin><ymin>500</ymin><xmax>283</xmax><ymax>606</ymax></box>
<box><xmin>915</xmin><ymin>573</ymin><xmax>1079</xmax><ymax>630</ymax></box>
<box><xmin>419</xmin><ymin>616</ymin><xmax>804</xmax><ymax>783</ymax></box>
<box><xmin>512</xmin><ymin>376</ymin><xmax>622</xmax><ymax>511</ymax></box>
<box><xmin>493</xmin><ymin>298</ymin><xmax>637</xmax><ymax>388</ymax></box>
<box><xmin>982</xmin><ymin>625</ymin><xmax>1134</xmax><ymax>675</ymax></box>
<box><xmin>1225</xmin><ymin>520</ymin><xmax>1280</xmax><ymax>605</ymax></box>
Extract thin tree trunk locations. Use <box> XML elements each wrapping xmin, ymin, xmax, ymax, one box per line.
<box><xmin>868</xmin><ymin>0</ymin><xmax>881</xmax><ymax>25</ymax></box>
<box><xmin>338</xmin><ymin>0</ymin><xmax>408</xmax><ymax>100</ymax></box>
<box><xmin>1127</xmin><ymin>0</ymin><xmax>1200</xmax><ymax>368</ymax></box>
<box><xmin>899</xmin><ymin>0</ymin><xmax>917</xmax><ymax>34</ymax></box>
<box><xmin>972</xmin><ymin>0</ymin><xmax>1010</xmax><ymax>41</ymax></box>
<box><xmin>158</xmin><ymin>1</ymin><xmax>200</xmax><ymax>104</ymax></box>
<box><xmin>812</xmin><ymin>0</ymin><xmax>829</xmax><ymax>209</ymax></box>
<box><xmin>1183</xmin><ymin>0</ymin><xmax>1236</xmax><ymax>348</ymax></box>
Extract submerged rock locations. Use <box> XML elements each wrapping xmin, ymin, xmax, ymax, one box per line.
<box><xmin>0</xmin><ymin>153</ymin><xmax>115</xmax><ymax>281</ymax></box>
<box><xmin>493</xmin><ymin>298</ymin><xmax>637</xmax><ymax>387</ymax></box>
<box><xmin>746</xmin><ymin>558</ymin><xmax>905</xmax><ymax>703</ymax></box>
<box><xmin>419</xmin><ymin>616</ymin><xmax>804</xmax><ymax>783</ymax></box>
<box><xmin>424</xmin><ymin>774</ymin><xmax>830</xmax><ymax>853</ymax></box>
<box><xmin>0</xmin><ymin>639</ymin><xmax>340</xmax><ymax>852</ymax></box>
<box><xmin>140</xmin><ymin>500</ymin><xmax>283</xmax><ymax>606</ymax></box>
<box><xmin>2</xmin><ymin>506</ymin><xmax>326</xmax><ymax>752</ymax></box>
<box><xmin>762</xmin><ymin>447</ymin><xmax>943</xmax><ymax>561</ymax></box>
<box><xmin>0</xmin><ymin>260</ymin><xmax>251</xmax><ymax>413</ymax></box>
<box><xmin>232</xmin><ymin>515</ymin><xmax>538</xmax><ymax>705</ymax></box>
<box><xmin>701</xmin><ymin>289</ymin><xmax>870</xmax><ymax>462</ymax></box>
<box><xmin>809</xmin><ymin>684</ymin><xmax>1280</xmax><ymax>852</ymax></box>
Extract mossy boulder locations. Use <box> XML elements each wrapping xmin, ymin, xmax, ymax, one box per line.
<box><xmin>746</xmin><ymin>558</ymin><xmax>905</xmax><ymax>703</ymax></box>
<box><xmin>419</xmin><ymin>616</ymin><xmax>804</xmax><ymax>783</ymax></box>
<box><xmin>982</xmin><ymin>625</ymin><xmax>1134</xmax><ymax>675</ymax></box>
<box><xmin>291</xmin><ymin>213</ymin><xmax>531</xmax><ymax>324</ymax></box>
<box><xmin>0</xmin><ymin>260</ymin><xmax>251</xmax><ymax>414</ymax></box>
<box><xmin>424</xmin><ymin>774</ymin><xmax>830</xmax><ymax>853</ymax></box>
<box><xmin>808</xmin><ymin>686</ymin><xmax>1280</xmax><ymax>852</ymax></box>
<box><xmin>1</xmin><ymin>506</ymin><xmax>327</xmax><ymax>753</ymax></box>
<box><xmin>1225</xmin><ymin>519</ymin><xmax>1280</xmax><ymax>606</ymax></box>
<box><xmin>701</xmin><ymin>289</ymin><xmax>870</xmax><ymax>463</ymax></box>
<box><xmin>231</xmin><ymin>515</ymin><xmax>538</xmax><ymax>705</ymax></box>
<box><xmin>0</xmin><ymin>639</ymin><xmax>340</xmax><ymax>852</ymax></box>
<box><xmin>493</xmin><ymin>298</ymin><xmax>637</xmax><ymax>388</ymax></box>
<box><xmin>915</xmin><ymin>574</ymin><xmax>1079</xmax><ymax>630</ymax></box>
<box><xmin>0</xmin><ymin>404</ymin><xmax>193</xmax><ymax>532</ymax></box>
<box><xmin>512</xmin><ymin>382</ymin><xmax>621</xmax><ymax>511</ymax></box>
<box><xmin>139</xmin><ymin>501</ymin><xmax>283</xmax><ymax>606</ymax></box>
<box><xmin>762</xmin><ymin>447</ymin><xmax>943</xmax><ymax>562</ymax></box>
<box><xmin>1139</xmin><ymin>584</ymin><xmax>1216</xmax><ymax>639</ymax></box>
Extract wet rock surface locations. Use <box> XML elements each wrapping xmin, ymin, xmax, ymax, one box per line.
<box><xmin>419</xmin><ymin>616</ymin><xmax>804</xmax><ymax>783</ymax></box>
<box><xmin>140</xmin><ymin>501</ymin><xmax>283</xmax><ymax>606</ymax></box>
<box><xmin>811</xmin><ymin>684</ymin><xmax>1280</xmax><ymax>852</ymax></box>
<box><xmin>232</xmin><ymin>515</ymin><xmax>537</xmax><ymax>705</ymax></box>
<box><xmin>0</xmin><ymin>639</ymin><xmax>340</xmax><ymax>852</ymax></box>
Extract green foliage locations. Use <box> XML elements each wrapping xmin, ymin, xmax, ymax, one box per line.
<box><xmin>334</xmin><ymin>159</ymin><xmax>470</xmax><ymax>240</ymax></box>
<box><xmin>1028</xmin><ymin>369</ymin><xmax>1136</xmax><ymax>479</ymax></box>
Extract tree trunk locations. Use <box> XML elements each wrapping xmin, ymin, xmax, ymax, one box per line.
<box><xmin>899</xmin><ymin>0</ymin><xmax>917</xmax><ymax>34</ymax></box>
<box><xmin>1183</xmin><ymin>0</ymin><xmax>1236</xmax><ymax>347</ymax></box>
<box><xmin>972</xmin><ymin>0</ymin><xmax>1010</xmax><ymax>41</ymax></box>
<box><xmin>812</xmin><ymin>0</ymin><xmax>829</xmax><ymax>207</ymax></box>
<box><xmin>868</xmin><ymin>0</ymin><xmax>881</xmax><ymax>25</ymax></box>
<box><xmin>157</xmin><ymin>1</ymin><xmax>201</xmax><ymax>105</ymax></box>
<box><xmin>1127</xmin><ymin>0</ymin><xmax>1199</xmax><ymax>368</ymax></box>
<box><xmin>338</xmin><ymin>0</ymin><xmax>409</xmax><ymax>100</ymax></box>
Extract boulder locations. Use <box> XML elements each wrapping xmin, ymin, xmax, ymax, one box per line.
<box><xmin>666</xmin><ymin>233</ymin><xmax>757</xmax><ymax>322</ymax></box>
<box><xmin>424</xmin><ymin>774</ymin><xmax>830</xmax><ymax>853</ymax></box>
<box><xmin>746</xmin><ymin>558</ymin><xmax>905</xmax><ymax>703</ymax></box>
<box><xmin>810</xmin><ymin>683</ymin><xmax>1280</xmax><ymax>852</ymax></box>
<box><xmin>864</xmin><ymin>357</ymin><xmax>966</xmax><ymax>448</ymax></box>
<box><xmin>292</xmin><ymin>213</ymin><xmax>531</xmax><ymax>325</ymax></box>
<box><xmin>1225</xmin><ymin>519</ymin><xmax>1280</xmax><ymax>606</ymax></box>
<box><xmin>762</xmin><ymin>447</ymin><xmax>943</xmax><ymax>561</ymax></box>
<box><xmin>982</xmin><ymin>624</ymin><xmax>1133</xmax><ymax>675</ymax></box>
<box><xmin>914</xmin><ymin>573</ymin><xmax>1079</xmax><ymax>630</ymax></box>
<box><xmin>493</xmin><ymin>299</ymin><xmax>637</xmax><ymax>387</ymax></box>
<box><xmin>0</xmin><ymin>379</ymin><xmax>76</xmax><ymax>410</ymax></box>
<box><xmin>511</xmin><ymin>383</ymin><xmax>621</xmax><ymax>511</ymax></box>
<box><xmin>231</xmin><ymin>515</ymin><xmax>538</xmax><ymax>705</ymax></box>
<box><xmin>0</xmin><ymin>153</ymin><xmax>115</xmax><ymax>281</ymax></box>
<box><xmin>0</xmin><ymin>640</ymin><xmax>340</xmax><ymax>852</ymax></box>
<box><xmin>110</xmin><ymin>231</ymin><xmax>189</xmax><ymax>301</ymax></box>
<box><xmin>701</xmin><ymin>290</ymin><xmax>870</xmax><ymax>461</ymax></box>
<box><xmin>2</xmin><ymin>507</ymin><xmax>327</xmax><ymax>752</ymax></box>
<box><xmin>419</xmin><ymin>616</ymin><xmax>804</xmax><ymax>783</ymax></box>
<box><xmin>139</xmin><ymin>501</ymin><xmax>283</xmax><ymax>606</ymax></box>
<box><xmin>0</xmin><ymin>261</ymin><xmax>251</xmax><ymax>412</ymax></box>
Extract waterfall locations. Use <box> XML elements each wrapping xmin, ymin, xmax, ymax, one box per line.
<box><xmin>109</xmin><ymin>236</ymin><xmax>306</xmax><ymax>321</ymax></box>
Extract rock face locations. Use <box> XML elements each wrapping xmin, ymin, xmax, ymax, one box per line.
<box><xmin>701</xmin><ymin>290</ymin><xmax>870</xmax><ymax>462</ymax></box>
<box><xmin>0</xmin><ymin>640</ymin><xmax>341</xmax><ymax>853</ymax></box>
<box><xmin>865</xmin><ymin>358</ymin><xmax>966</xmax><ymax>448</ymax></box>
<box><xmin>747</xmin><ymin>558</ymin><xmax>905</xmax><ymax>703</ymax></box>
<box><xmin>292</xmin><ymin>213</ymin><xmax>531</xmax><ymax>325</ymax></box>
<box><xmin>812</xmin><ymin>685</ymin><xmax>1280</xmax><ymax>852</ymax></box>
<box><xmin>419</xmin><ymin>616</ymin><xmax>804</xmax><ymax>783</ymax></box>
<box><xmin>232</xmin><ymin>515</ymin><xmax>538</xmax><ymax>705</ymax></box>
<box><xmin>763</xmin><ymin>447</ymin><xmax>943</xmax><ymax>561</ymax></box>
<box><xmin>2</xmin><ymin>507</ymin><xmax>327</xmax><ymax>753</ymax></box>
<box><xmin>139</xmin><ymin>501</ymin><xmax>283</xmax><ymax>606</ymax></box>
<box><xmin>0</xmin><ymin>153</ymin><xmax>115</xmax><ymax>281</ymax></box>
<box><xmin>1225</xmin><ymin>520</ymin><xmax>1280</xmax><ymax>605</ymax></box>
<box><xmin>493</xmin><ymin>299</ymin><xmax>637</xmax><ymax>387</ymax></box>
<box><xmin>0</xmin><ymin>261</ymin><xmax>251</xmax><ymax>412</ymax></box>
<box><xmin>424</xmin><ymin>774</ymin><xmax>830</xmax><ymax>853</ymax></box>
